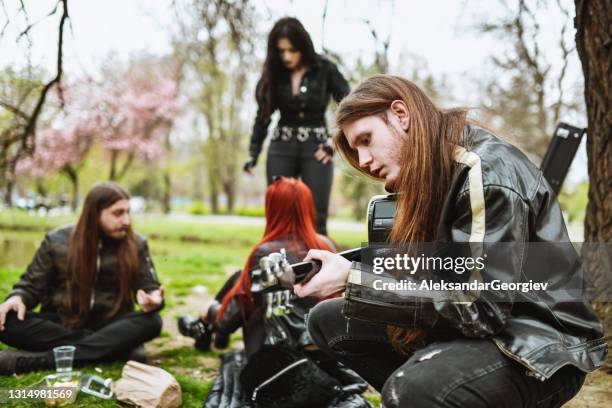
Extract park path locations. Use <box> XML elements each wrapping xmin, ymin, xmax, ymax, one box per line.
<box><xmin>167</xmin><ymin>213</ymin><xmax>585</xmax><ymax>241</ymax></box>
<box><xmin>167</xmin><ymin>213</ymin><xmax>367</xmax><ymax>232</ymax></box>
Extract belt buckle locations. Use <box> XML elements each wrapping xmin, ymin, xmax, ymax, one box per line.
<box><xmin>297</xmin><ymin>126</ymin><xmax>310</xmax><ymax>142</ymax></box>
<box><xmin>280</xmin><ymin>126</ymin><xmax>292</xmax><ymax>141</ymax></box>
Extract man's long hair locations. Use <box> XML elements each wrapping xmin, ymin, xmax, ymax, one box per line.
<box><xmin>257</xmin><ymin>17</ymin><xmax>319</xmax><ymax>118</ymax></box>
<box><xmin>334</xmin><ymin>75</ymin><xmax>469</xmax><ymax>354</ymax></box>
<box><xmin>217</xmin><ymin>177</ymin><xmax>333</xmax><ymax>321</ymax></box>
<box><xmin>64</xmin><ymin>182</ymin><xmax>139</xmax><ymax>328</ymax></box>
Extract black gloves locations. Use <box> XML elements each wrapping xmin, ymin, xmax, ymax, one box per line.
<box><xmin>243</xmin><ymin>156</ymin><xmax>257</xmax><ymax>173</ymax></box>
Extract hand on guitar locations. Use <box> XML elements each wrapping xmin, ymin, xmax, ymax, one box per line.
<box><xmin>293</xmin><ymin>249</ymin><xmax>351</xmax><ymax>298</ymax></box>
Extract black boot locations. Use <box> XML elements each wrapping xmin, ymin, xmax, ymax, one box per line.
<box><xmin>177</xmin><ymin>315</ymin><xmax>213</xmax><ymax>351</ymax></box>
<box><xmin>0</xmin><ymin>349</ymin><xmax>54</xmax><ymax>375</ymax></box>
<box><xmin>213</xmin><ymin>332</ymin><xmax>230</xmax><ymax>350</ymax></box>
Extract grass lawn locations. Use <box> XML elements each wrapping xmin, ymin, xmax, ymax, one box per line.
<box><xmin>0</xmin><ymin>211</ymin><xmax>380</xmax><ymax>407</ymax></box>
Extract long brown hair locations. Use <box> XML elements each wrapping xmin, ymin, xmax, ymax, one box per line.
<box><xmin>334</xmin><ymin>75</ymin><xmax>469</xmax><ymax>354</ymax></box>
<box><xmin>64</xmin><ymin>182</ymin><xmax>138</xmax><ymax>328</ymax></box>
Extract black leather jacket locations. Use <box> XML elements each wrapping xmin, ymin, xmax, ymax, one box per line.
<box><xmin>214</xmin><ymin>233</ymin><xmax>336</xmax><ymax>357</ymax></box>
<box><xmin>343</xmin><ymin>126</ymin><xmax>607</xmax><ymax>380</ymax></box>
<box><xmin>7</xmin><ymin>225</ymin><xmax>161</xmax><ymax>321</ymax></box>
<box><xmin>248</xmin><ymin>57</ymin><xmax>350</xmax><ymax>160</ymax></box>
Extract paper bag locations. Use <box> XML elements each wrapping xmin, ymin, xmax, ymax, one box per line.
<box><xmin>112</xmin><ymin>360</ymin><xmax>182</xmax><ymax>408</ymax></box>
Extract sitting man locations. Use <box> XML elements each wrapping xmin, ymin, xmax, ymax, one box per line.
<box><xmin>0</xmin><ymin>182</ymin><xmax>164</xmax><ymax>375</ymax></box>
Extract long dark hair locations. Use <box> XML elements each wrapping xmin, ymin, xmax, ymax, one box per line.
<box><xmin>257</xmin><ymin>17</ymin><xmax>319</xmax><ymax>118</ymax></box>
<box><xmin>64</xmin><ymin>182</ymin><xmax>139</xmax><ymax>328</ymax></box>
<box><xmin>334</xmin><ymin>75</ymin><xmax>469</xmax><ymax>354</ymax></box>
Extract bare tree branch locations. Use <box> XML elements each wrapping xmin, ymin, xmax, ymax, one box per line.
<box><xmin>321</xmin><ymin>0</ymin><xmax>329</xmax><ymax>51</ymax></box>
<box><xmin>0</xmin><ymin>0</ymin><xmax>10</xmax><ymax>38</ymax></box>
<box><xmin>0</xmin><ymin>101</ymin><xmax>28</xmax><ymax>119</ymax></box>
<box><xmin>17</xmin><ymin>0</ymin><xmax>61</xmax><ymax>42</ymax></box>
<box><xmin>21</xmin><ymin>0</ymin><xmax>67</xmax><ymax>152</ymax></box>
<box><xmin>0</xmin><ymin>0</ymin><xmax>68</xmax><ymax>179</ymax></box>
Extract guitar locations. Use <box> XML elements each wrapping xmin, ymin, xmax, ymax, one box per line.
<box><xmin>250</xmin><ymin>194</ymin><xmax>396</xmax><ymax>316</ymax></box>
<box><xmin>250</xmin><ymin>122</ymin><xmax>581</xmax><ymax>315</ymax></box>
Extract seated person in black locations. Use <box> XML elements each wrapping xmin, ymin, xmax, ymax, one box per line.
<box><xmin>179</xmin><ymin>178</ymin><xmax>372</xmax><ymax>407</ymax></box>
<box><xmin>178</xmin><ymin>177</ymin><xmax>336</xmax><ymax>354</ymax></box>
<box><xmin>0</xmin><ymin>182</ymin><xmax>163</xmax><ymax>375</ymax></box>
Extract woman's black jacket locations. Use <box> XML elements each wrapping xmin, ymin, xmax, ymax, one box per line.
<box><xmin>248</xmin><ymin>57</ymin><xmax>350</xmax><ymax>161</ymax></box>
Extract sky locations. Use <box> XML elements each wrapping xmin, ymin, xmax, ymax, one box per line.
<box><xmin>0</xmin><ymin>0</ymin><xmax>587</xmax><ymax>185</ymax></box>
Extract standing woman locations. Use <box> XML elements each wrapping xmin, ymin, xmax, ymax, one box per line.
<box><xmin>243</xmin><ymin>17</ymin><xmax>350</xmax><ymax>235</ymax></box>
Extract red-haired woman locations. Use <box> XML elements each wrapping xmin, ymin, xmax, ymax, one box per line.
<box><xmin>178</xmin><ymin>177</ymin><xmax>335</xmax><ymax>354</ymax></box>
<box><xmin>182</xmin><ymin>178</ymin><xmax>371</xmax><ymax>407</ymax></box>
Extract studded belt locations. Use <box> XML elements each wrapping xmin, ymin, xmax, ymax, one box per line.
<box><xmin>271</xmin><ymin>126</ymin><xmax>329</xmax><ymax>142</ymax></box>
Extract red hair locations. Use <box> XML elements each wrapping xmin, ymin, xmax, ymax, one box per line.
<box><xmin>217</xmin><ymin>177</ymin><xmax>333</xmax><ymax>321</ymax></box>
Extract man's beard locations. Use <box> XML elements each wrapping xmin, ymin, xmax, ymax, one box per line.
<box><xmin>103</xmin><ymin>227</ymin><xmax>129</xmax><ymax>240</ymax></box>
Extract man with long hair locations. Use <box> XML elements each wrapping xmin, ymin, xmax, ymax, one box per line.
<box><xmin>294</xmin><ymin>75</ymin><xmax>606</xmax><ymax>407</ymax></box>
<box><xmin>0</xmin><ymin>182</ymin><xmax>163</xmax><ymax>375</ymax></box>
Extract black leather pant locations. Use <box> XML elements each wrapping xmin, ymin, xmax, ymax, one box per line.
<box><xmin>0</xmin><ymin>310</ymin><xmax>162</xmax><ymax>365</ymax></box>
<box><xmin>307</xmin><ymin>299</ymin><xmax>586</xmax><ymax>408</ymax></box>
<box><xmin>266</xmin><ymin>139</ymin><xmax>333</xmax><ymax>235</ymax></box>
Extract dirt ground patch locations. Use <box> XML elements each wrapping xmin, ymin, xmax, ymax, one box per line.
<box><xmin>566</xmin><ymin>369</ymin><xmax>612</xmax><ymax>408</ymax></box>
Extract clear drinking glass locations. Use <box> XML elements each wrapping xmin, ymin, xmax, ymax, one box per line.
<box><xmin>53</xmin><ymin>345</ymin><xmax>76</xmax><ymax>372</ymax></box>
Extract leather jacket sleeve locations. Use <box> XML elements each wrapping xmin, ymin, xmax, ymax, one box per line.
<box><xmin>327</xmin><ymin>61</ymin><xmax>350</xmax><ymax>103</ymax></box>
<box><xmin>343</xmin><ymin>184</ymin><xmax>530</xmax><ymax>339</ymax></box>
<box><xmin>248</xmin><ymin>79</ymin><xmax>273</xmax><ymax>161</ymax></box>
<box><xmin>6</xmin><ymin>233</ymin><xmax>54</xmax><ymax>309</ymax></box>
<box><xmin>135</xmin><ymin>239</ymin><xmax>164</xmax><ymax>311</ymax></box>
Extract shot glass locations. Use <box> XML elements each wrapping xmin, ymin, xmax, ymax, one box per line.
<box><xmin>53</xmin><ymin>345</ymin><xmax>76</xmax><ymax>373</ymax></box>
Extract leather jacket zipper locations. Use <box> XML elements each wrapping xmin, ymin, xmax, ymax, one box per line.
<box><xmin>90</xmin><ymin>244</ymin><xmax>101</xmax><ymax>309</ymax></box>
<box><xmin>493</xmin><ymin>339</ymin><xmax>546</xmax><ymax>381</ymax></box>
<box><xmin>252</xmin><ymin>358</ymin><xmax>309</xmax><ymax>401</ymax></box>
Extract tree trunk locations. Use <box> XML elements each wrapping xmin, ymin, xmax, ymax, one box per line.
<box><xmin>162</xmin><ymin>132</ymin><xmax>172</xmax><ymax>214</ymax></box>
<box><xmin>223</xmin><ymin>182</ymin><xmax>235</xmax><ymax>214</ymax></box>
<box><xmin>574</xmin><ymin>0</ymin><xmax>612</xmax><ymax>363</ymax></box>
<box><xmin>35</xmin><ymin>180</ymin><xmax>47</xmax><ymax>198</ymax></box>
<box><xmin>109</xmin><ymin>150</ymin><xmax>118</xmax><ymax>181</ymax></box>
<box><xmin>62</xmin><ymin>166</ymin><xmax>79</xmax><ymax>212</ymax></box>
<box><xmin>209</xmin><ymin>188</ymin><xmax>219</xmax><ymax>214</ymax></box>
<box><xmin>3</xmin><ymin>180</ymin><xmax>14</xmax><ymax>208</ymax></box>
<box><xmin>114</xmin><ymin>153</ymin><xmax>135</xmax><ymax>182</ymax></box>
<box><xmin>193</xmin><ymin>160</ymin><xmax>205</xmax><ymax>201</ymax></box>
<box><xmin>162</xmin><ymin>171</ymin><xmax>171</xmax><ymax>214</ymax></box>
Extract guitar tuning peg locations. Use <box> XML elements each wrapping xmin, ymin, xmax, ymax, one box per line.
<box><xmin>272</xmin><ymin>291</ymin><xmax>283</xmax><ymax>316</ymax></box>
<box><xmin>265</xmin><ymin>292</ymin><xmax>274</xmax><ymax>318</ymax></box>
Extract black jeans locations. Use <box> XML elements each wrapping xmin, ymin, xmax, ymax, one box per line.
<box><xmin>0</xmin><ymin>310</ymin><xmax>162</xmax><ymax>366</ymax></box>
<box><xmin>266</xmin><ymin>139</ymin><xmax>333</xmax><ymax>235</ymax></box>
<box><xmin>307</xmin><ymin>299</ymin><xmax>586</xmax><ymax>408</ymax></box>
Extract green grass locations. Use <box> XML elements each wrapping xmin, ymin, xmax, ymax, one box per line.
<box><xmin>0</xmin><ymin>210</ymin><xmax>366</xmax><ymax>249</ymax></box>
<box><xmin>0</xmin><ymin>212</ymin><xmax>376</xmax><ymax>407</ymax></box>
